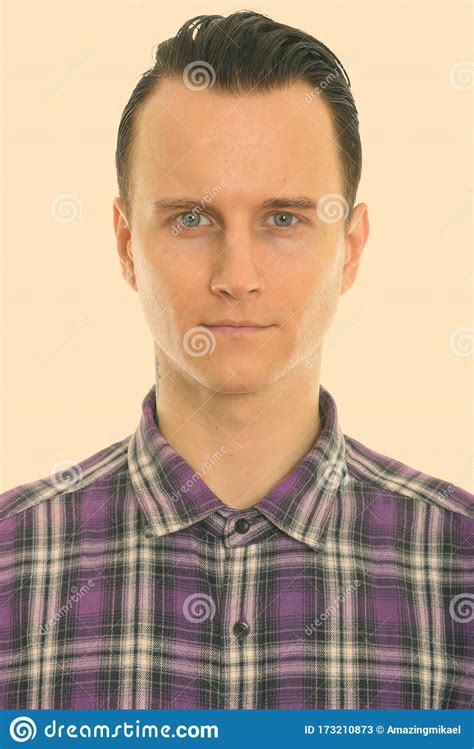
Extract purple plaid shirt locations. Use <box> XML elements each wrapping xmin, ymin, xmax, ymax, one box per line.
<box><xmin>1</xmin><ymin>383</ymin><xmax>473</xmax><ymax>709</ymax></box>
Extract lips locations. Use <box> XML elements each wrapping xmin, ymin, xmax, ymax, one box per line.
<box><xmin>205</xmin><ymin>319</ymin><xmax>267</xmax><ymax>328</ymax></box>
<box><xmin>204</xmin><ymin>322</ymin><xmax>273</xmax><ymax>337</ymax></box>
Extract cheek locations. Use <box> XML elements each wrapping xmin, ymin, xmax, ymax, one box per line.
<box><xmin>288</xmin><ymin>262</ymin><xmax>343</xmax><ymax>352</ymax></box>
<box><xmin>134</xmin><ymin>247</ymin><xmax>207</xmax><ymax>345</ymax></box>
<box><xmin>133</xmin><ymin>251</ymin><xmax>177</xmax><ymax>341</ymax></box>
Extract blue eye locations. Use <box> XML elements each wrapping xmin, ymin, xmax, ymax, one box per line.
<box><xmin>266</xmin><ymin>212</ymin><xmax>299</xmax><ymax>228</ymax></box>
<box><xmin>172</xmin><ymin>210</ymin><xmax>300</xmax><ymax>232</ymax></box>
<box><xmin>175</xmin><ymin>211</ymin><xmax>211</xmax><ymax>228</ymax></box>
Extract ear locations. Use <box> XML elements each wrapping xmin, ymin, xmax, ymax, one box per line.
<box><xmin>340</xmin><ymin>203</ymin><xmax>369</xmax><ymax>296</ymax></box>
<box><xmin>113</xmin><ymin>197</ymin><xmax>137</xmax><ymax>291</ymax></box>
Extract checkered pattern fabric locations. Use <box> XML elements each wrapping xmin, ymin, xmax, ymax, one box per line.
<box><xmin>1</xmin><ymin>383</ymin><xmax>472</xmax><ymax>708</ymax></box>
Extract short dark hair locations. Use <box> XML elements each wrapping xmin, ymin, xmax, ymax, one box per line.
<box><xmin>115</xmin><ymin>10</ymin><xmax>362</xmax><ymax>229</ymax></box>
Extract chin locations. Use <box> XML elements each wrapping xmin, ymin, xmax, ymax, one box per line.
<box><xmin>195</xmin><ymin>365</ymin><xmax>274</xmax><ymax>394</ymax></box>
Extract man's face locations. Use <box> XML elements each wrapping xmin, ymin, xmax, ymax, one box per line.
<box><xmin>114</xmin><ymin>78</ymin><xmax>368</xmax><ymax>393</ymax></box>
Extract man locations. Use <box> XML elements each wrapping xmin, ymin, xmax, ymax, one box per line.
<box><xmin>1</xmin><ymin>11</ymin><xmax>472</xmax><ymax>710</ymax></box>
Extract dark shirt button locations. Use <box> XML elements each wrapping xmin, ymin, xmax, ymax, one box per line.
<box><xmin>144</xmin><ymin>527</ymin><xmax>153</xmax><ymax>537</ymax></box>
<box><xmin>234</xmin><ymin>518</ymin><xmax>251</xmax><ymax>534</ymax></box>
<box><xmin>233</xmin><ymin>620</ymin><xmax>250</xmax><ymax>638</ymax></box>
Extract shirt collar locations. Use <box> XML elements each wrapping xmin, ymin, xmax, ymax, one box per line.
<box><xmin>128</xmin><ymin>382</ymin><xmax>348</xmax><ymax>550</ymax></box>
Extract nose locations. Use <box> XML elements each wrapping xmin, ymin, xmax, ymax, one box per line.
<box><xmin>210</xmin><ymin>230</ymin><xmax>264</xmax><ymax>300</ymax></box>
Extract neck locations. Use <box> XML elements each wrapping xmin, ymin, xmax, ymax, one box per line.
<box><xmin>153</xmin><ymin>354</ymin><xmax>323</xmax><ymax>510</ymax></box>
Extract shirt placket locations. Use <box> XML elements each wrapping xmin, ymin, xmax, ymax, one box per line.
<box><xmin>218</xmin><ymin>514</ymin><xmax>261</xmax><ymax>709</ymax></box>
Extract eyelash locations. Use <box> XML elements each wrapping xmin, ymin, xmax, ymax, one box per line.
<box><xmin>170</xmin><ymin>211</ymin><xmax>302</xmax><ymax>231</ymax></box>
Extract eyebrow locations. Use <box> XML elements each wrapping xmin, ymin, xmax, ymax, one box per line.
<box><xmin>152</xmin><ymin>196</ymin><xmax>319</xmax><ymax>213</ymax></box>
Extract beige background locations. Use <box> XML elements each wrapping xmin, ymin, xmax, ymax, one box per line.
<box><xmin>2</xmin><ymin>0</ymin><xmax>473</xmax><ymax>492</ymax></box>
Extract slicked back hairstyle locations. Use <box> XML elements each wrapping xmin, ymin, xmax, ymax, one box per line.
<box><xmin>115</xmin><ymin>11</ymin><xmax>362</xmax><ymax>230</ymax></box>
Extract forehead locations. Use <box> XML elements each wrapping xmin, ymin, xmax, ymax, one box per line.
<box><xmin>130</xmin><ymin>78</ymin><xmax>342</xmax><ymax>200</ymax></box>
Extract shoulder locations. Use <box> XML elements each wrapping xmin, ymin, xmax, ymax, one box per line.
<box><xmin>344</xmin><ymin>433</ymin><xmax>474</xmax><ymax>520</ymax></box>
<box><xmin>0</xmin><ymin>434</ymin><xmax>132</xmax><ymax>521</ymax></box>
